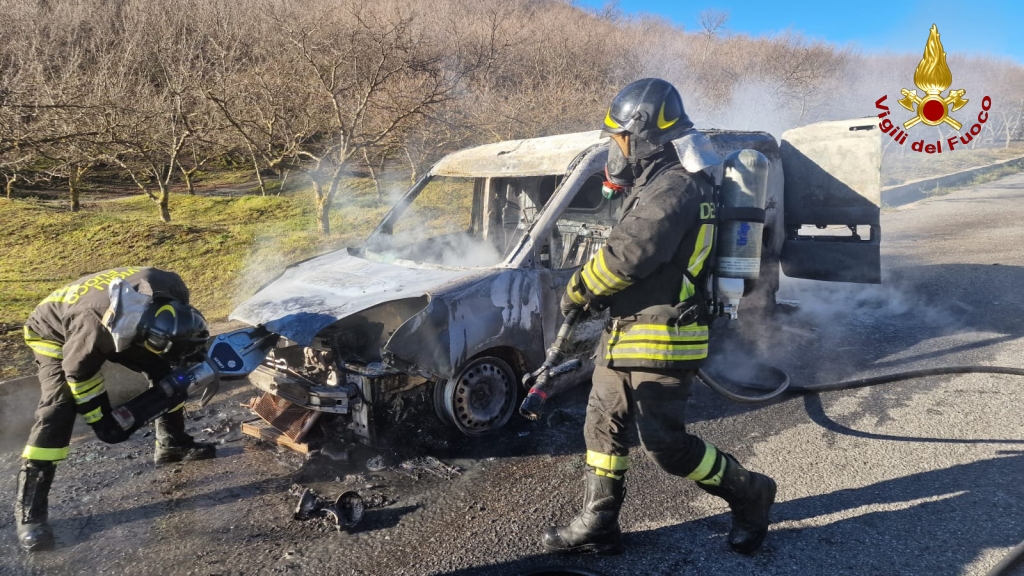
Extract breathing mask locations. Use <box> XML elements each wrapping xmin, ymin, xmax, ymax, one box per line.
<box><xmin>603</xmin><ymin>132</ymin><xmax>663</xmax><ymax>198</ymax></box>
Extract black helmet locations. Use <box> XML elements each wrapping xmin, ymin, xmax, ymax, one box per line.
<box><xmin>600</xmin><ymin>78</ymin><xmax>694</xmax><ymax>191</ymax></box>
<box><xmin>602</xmin><ymin>78</ymin><xmax>693</xmax><ymax>145</ymax></box>
<box><xmin>138</xmin><ymin>299</ymin><xmax>210</xmax><ymax>361</ymax></box>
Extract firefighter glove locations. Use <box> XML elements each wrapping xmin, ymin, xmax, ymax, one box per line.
<box><xmin>561</xmin><ymin>271</ymin><xmax>589</xmax><ymax>316</ymax></box>
<box><xmin>90</xmin><ymin>414</ymin><xmax>131</xmax><ymax>444</ymax></box>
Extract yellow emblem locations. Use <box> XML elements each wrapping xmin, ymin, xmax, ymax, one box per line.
<box><xmin>656</xmin><ymin>103</ymin><xmax>678</xmax><ymax>130</ymax></box>
<box><xmin>898</xmin><ymin>24</ymin><xmax>968</xmax><ymax>130</ymax></box>
<box><xmin>604</xmin><ymin>109</ymin><xmax>620</xmax><ymax>130</ymax></box>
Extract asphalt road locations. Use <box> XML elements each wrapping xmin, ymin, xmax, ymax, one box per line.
<box><xmin>2</xmin><ymin>173</ymin><xmax>1023</xmax><ymax>576</ymax></box>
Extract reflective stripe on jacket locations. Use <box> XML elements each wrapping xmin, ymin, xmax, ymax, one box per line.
<box><xmin>566</xmin><ymin>149</ymin><xmax>716</xmax><ymax>370</ymax></box>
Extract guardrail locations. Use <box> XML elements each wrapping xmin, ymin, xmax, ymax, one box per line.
<box><xmin>881</xmin><ymin>156</ymin><xmax>1024</xmax><ymax>207</ymax></box>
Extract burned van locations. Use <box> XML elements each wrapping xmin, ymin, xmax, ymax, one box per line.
<box><xmin>230</xmin><ymin>120</ymin><xmax>882</xmax><ymax>445</ymax></box>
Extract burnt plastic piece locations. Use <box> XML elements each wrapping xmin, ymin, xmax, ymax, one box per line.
<box><xmin>293</xmin><ymin>487</ymin><xmax>365</xmax><ymax>531</ymax></box>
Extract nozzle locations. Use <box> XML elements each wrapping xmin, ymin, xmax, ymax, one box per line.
<box><xmin>519</xmin><ymin>390</ymin><xmax>547</xmax><ymax>420</ymax></box>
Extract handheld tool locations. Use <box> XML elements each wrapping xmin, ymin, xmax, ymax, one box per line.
<box><xmin>519</xmin><ymin>308</ymin><xmax>584</xmax><ymax>420</ymax></box>
<box><xmin>110</xmin><ymin>326</ymin><xmax>279</xmax><ymax>434</ymax></box>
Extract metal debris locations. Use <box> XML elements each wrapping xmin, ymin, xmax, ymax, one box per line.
<box><xmin>292</xmin><ymin>486</ymin><xmax>365</xmax><ymax>531</ymax></box>
<box><xmin>399</xmin><ymin>456</ymin><xmax>462</xmax><ymax>480</ymax></box>
<box><xmin>362</xmin><ymin>493</ymin><xmax>391</xmax><ymax>508</ymax></box>
<box><xmin>365</xmin><ymin>455</ymin><xmax>386</xmax><ymax>472</ymax></box>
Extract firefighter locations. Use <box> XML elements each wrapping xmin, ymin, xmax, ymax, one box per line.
<box><xmin>16</xmin><ymin>266</ymin><xmax>215</xmax><ymax>551</ymax></box>
<box><xmin>544</xmin><ymin>78</ymin><xmax>777</xmax><ymax>555</ymax></box>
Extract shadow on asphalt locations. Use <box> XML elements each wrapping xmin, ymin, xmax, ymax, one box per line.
<box><xmin>58</xmin><ymin>476</ymin><xmax>293</xmax><ymax>545</ymax></box>
<box><xmin>439</xmin><ymin>453</ymin><xmax>1024</xmax><ymax>576</ymax></box>
<box><xmin>350</xmin><ymin>504</ymin><xmax>420</xmax><ymax>534</ymax></box>
<box><xmin>804</xmin><ymin>393</ymin><xmax>1024</xmax><ymax>444</ymax></box>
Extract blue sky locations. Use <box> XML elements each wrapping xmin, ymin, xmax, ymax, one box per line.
<box><xmin>576</xmin><ymin>0</ymin><xmax>1023</xmax><ymax>65</ymax></box>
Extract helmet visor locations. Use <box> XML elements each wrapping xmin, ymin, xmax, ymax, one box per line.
<box><xmin>608</xmin><ymin>133</ymin><xmax>629</xmax><ymax>158</ymax></box>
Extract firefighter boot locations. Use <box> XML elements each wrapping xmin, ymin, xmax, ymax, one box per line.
<box><xmin>542</xmin><ymin>471</ymin><xmax>625</xmax><ymax>554</ymax></box>
<box><xmin>154</xmin><ymin>409</ymin><xmax>216</xmax><ymax>465</ymax></box>
<box><xmin>698</xmin><ymin>454</ymin><xmax>776</xmax><ymax>554</ymax></box>
<box><xmin>15</xmin><ymin>461</ymin><xmax>56</xmax><ymax>552</ymax></box>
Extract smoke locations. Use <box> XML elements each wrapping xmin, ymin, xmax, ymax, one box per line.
<box><xmin>380</xmin><ymin>232</ymin><xmax>504</xmax><ymax>269</ymax></box>
<box><xmin>705</xmin><ymin>262</ymin><xmax>989</xmax><ymax>391</ymax></box>
<box><xmin>701</xmin><ymin>77</ymin><xmax>807</xmax><ymax>140</ymax></box>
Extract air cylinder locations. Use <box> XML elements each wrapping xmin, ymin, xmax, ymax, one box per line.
<box><xmin>716</xmin><ymin>149</ymin><xmax>769</xmax><ymax>319</ymax></box>
<box><xmin>718</xmin><ymin>149</ymin><xmax>769</xmax><ymax>279</ymax></box>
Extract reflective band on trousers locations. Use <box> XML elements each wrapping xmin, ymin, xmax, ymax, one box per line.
<box><xmin>22</xmin><ymin>445</ymin><xmax>69</xmax><ymax>462</ymax></box>
<box><xmin>685</xmin><ymin>440</ymin><xmax>720</xmax><ymax>481</ymax></box>
<box><xmin>606</xmin><ymin>323</ymin><xmax>709</xmax><ymax>362</ymax></box>
<box><xmin>23</xmin><ymin>326</ymin><xmax>64</xmax><ymax>359</ymax></box>
<box><xmin>68</xmin><ymin>374</ymin><xmax>106</xmax><ymax>405</ymax></box>
<box><xmin>586</xmin><ymin>450</ymin><xmax>630</xmax><ymax>472</ymax></box>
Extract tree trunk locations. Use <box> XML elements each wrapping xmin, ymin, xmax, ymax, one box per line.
<box><xmin>155</xmin><ymin>182</ymin><xmax>171</xmax><ymax>222</ymax></box>
<box><xmin>280</xmin><ymin>169</ymin><xmax>290</xmax><ymax>195</ymax></box>
<box><xmin>363</xmin><ymin>149</ymin><xmax>382</xmax><ymax>202</ymax></box>
<box><xmin>178</xmin><ymin>162</ymin><xmax>195</xmax><ymax>195</ymax></box>
<box><xmin>313</xmin><ymin>180</ymin><xmax>329</xmax><ymax>235</ymax></box>
<box><xmin>404</xmin><ymin>148</ymin><xmax>418</xmax><ymax>186</ymax></box>
<box><xmin>4</xmin><ymin>175</ymin><xmax>14</xmax><ymax>199</ymax></box>
<box><xmin>69</xmin><ymin>167</ymin><xmax>81</xmax><ymax>212</ymax></box>
<box><xmin>249</xmin><ymin>144</ymin><xmax>266</xmax><ymax>196</ymax></box>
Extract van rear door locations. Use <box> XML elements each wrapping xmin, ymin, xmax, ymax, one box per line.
<box><xmin>780</xmin><ymin>118</ymin><xmax>882</xmax><ymax>284</ymax></box>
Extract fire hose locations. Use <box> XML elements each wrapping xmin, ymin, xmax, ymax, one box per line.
<box><xmin>518</xmin><ymin>309</ymin><xmax>1024</xmax><ymax>574</ymax></box>
<box><xmin>520</xmin><ymin>309</ymin><xmax>1024</xmax><ymax>409</ymax></box>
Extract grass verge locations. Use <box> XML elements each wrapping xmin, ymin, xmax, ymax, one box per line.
<box><xmin>881</xmin><ymin>145</ymin><xmax>1024</xmax><ymax>187</ymax></box>
<box><xmin>0</xmin><ymin>178</ymin><xmax>391</xmax><ymax>379</ymax></box>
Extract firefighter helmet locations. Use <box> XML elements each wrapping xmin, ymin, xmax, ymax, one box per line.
<box><xmin>602</xmin><ymin>78</ymin><xmax>693</xmax><ymax>145</ymax></box>
<box><xmin>601</xmin><ymin>78</ymin><xmax>694</xmax><ymax>189</ymax></box>
<box><xmin>138</xmin><ymin>299</ymin><xmax>209</xmax><ymax>361</ymax></box>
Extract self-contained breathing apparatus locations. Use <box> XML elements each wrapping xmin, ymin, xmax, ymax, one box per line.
<box><xmin>700</xmin><ymin>148</ymin><xmax>771</xmax><ymax>322</ymax></box>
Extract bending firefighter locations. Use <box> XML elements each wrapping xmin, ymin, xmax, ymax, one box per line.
<box><xmin>545</xmin><ymin>78</ymin><xmax>777</xmax><ymax>555</ymax></box>
<box><xmin>17</xmin><ymin>267</ymin><xmax>215</xmax><ymax>551</ymax></box>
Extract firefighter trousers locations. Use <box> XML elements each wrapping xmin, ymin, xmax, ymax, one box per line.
<box><xmin>584</xmin><ymin>365</ymin><xmax>709</xmax><ymax>478</ymax></box>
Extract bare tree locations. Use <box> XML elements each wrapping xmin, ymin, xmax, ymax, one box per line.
<box><xmin>2</xmin><ymin>0</ymin><xmax>1022</xmax><ymax>225</ymax></box>
<box><xmin>207</xmin><ymin>0</ymin><xmax>487</xmax><ymax>234</ymax></box>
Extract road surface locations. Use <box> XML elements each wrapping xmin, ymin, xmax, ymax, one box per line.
<box><xmin>2</xmin><ymin>173</ymin><xmax>1023</xmax><ymax>576</ymax></box>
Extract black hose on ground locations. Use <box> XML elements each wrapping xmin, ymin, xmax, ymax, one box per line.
<box><xmin>987</xmin><ymin>539</ymin><xmax>1024</xmax><ymax>576</ymax></box>
<box><xmin>700</xmin><ymin>362</ymin><xmax>1024</xmax><ymax>574</ymax></box>
<box><xmin>697</xmin><ymin>366</ymin><xmax>790</xmax><ymax>403</ymax></box>
<box><xmin>698</xmin><ymin>365</ymin><xmax>1024</xmax><ymax>403</ymax></box>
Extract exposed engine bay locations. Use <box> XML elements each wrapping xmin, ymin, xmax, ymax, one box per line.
<box><xmin>248</xmin><ymin>299</ymin><xmax>431</xmax><ymax>448</ymax></box>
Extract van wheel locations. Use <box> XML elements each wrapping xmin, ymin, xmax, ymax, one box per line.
<box><xmin>434</xmin><ymin>356</ymin><xmax>517</xmax><ymax>435</ymax></box>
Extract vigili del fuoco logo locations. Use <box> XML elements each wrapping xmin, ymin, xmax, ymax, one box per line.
<box><xmin>875</xmin><ymin>24</ymin><xmax>993</xmax><ymax>154</ymax></box>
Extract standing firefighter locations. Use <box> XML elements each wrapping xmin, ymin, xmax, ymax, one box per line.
<box><xmin>544</xmin><ymin>79</ymin><xmax>777</xmax><ymax>555</ymax></box>
<box><xmin>16</xmin><ymin>267</ymin><xmax>215</xmax><ymax>551</ymax></box>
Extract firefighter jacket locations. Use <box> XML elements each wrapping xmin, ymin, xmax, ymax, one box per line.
<box><xmin>23</xmin><ymin>267</ymin><xmax>190</xmax><ymax>423</ymax></box>
<box><xmin>564</xmin><ymin>149</ymin><xmax>715</xmax><ymax>370</ymax></box>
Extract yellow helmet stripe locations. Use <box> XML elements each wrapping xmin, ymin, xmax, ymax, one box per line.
<box><xmin>657</xmin><ymin>102</ymin><xmax>679</xmax><ymax>130</ymax></box>
<box><xmin>156</xmin><ymin>304</ymin><xmax>177</xmax><ymax>318</ymax></box>
<box><xmin>604</xmin><ymin>109</ymin><xmax>620</xmax><ymax>129</ymax></box>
